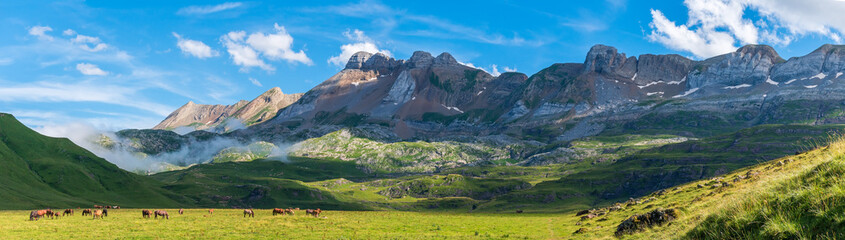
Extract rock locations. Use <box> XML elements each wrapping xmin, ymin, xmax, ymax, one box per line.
<box><xmin>615</xmin><ymin>208</ymin><xmax>679</xmax><ymax>236</ymax></box>
<box><xmin>344</xmin><ymin>51</ymin><xmax>373</xmax><ymax>69</ymax></box>
<box><xmin>580</xmin><ymin>213</ymin><xmax>597</xmax><ymax>220</ymax></box>
<box><xmin>688</xmin><ymin>45</ymin><xmax>783</xmax><ymax>89</ymax></box>
<box><xmin>407</xmin><ymin>51</ymin><xmax>434</xmax><ymax>69</ymax></box>
<box><xmin>574</xmin><ymin>228</ymin><xmax>588</xmax><ymax>234</ymax></box>
<box><xmin>575</xmin><ymin>209</ymin><xmax>591</xmax><ymax>216</ymax></box>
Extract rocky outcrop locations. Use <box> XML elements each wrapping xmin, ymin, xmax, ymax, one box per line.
<box><xmin>687</xmin><ymin>45</ymin><xmax>783</xmax><ymax>89</ymax></box>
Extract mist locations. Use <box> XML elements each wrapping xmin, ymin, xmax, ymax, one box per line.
<box><xmin>36</xmin><ymin>122</ymin><xmax>294</xmax><ymax>174</ymax></box>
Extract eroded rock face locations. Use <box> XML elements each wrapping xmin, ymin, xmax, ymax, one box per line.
<box><xmin>687</xmin><ymin>45</ymin><xmax>783</xmax><ymax>89</ymax></box>
<box><xmin>584</xmin><ymin>44</ymin><xmax>636</xmax><ymax>78</ymax></box>
<box><xmin>771</xmin><ymin>44</ymin><xmax>845</xmax><ymax>83</ymax></box>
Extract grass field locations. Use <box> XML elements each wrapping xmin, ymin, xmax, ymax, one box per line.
<box><xmin>2</xmin><ymin>209</ymin><xmax>568</xmax><ymax>239</ymax></box>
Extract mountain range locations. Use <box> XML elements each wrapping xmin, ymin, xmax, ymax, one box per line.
<box><xmin>156</xmin><ymin>44</ymin><xmax>845</xmax><ymax>144</ymax></box>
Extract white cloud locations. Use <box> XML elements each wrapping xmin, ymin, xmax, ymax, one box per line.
<box><xmin>246</xmin><ymin>24</ymin><xmax>312</xmax><ymax>64</ymax></box>
<box><xmin>328</xmin><ymin>29</ymin><xmax>391</xmax><ymax>67</ymax></box>
<box><xmin>248</xmin><ymin>77</ymin><xmax>262</xmax><ymax>87</ymax></box>
<box><xmin>173</xmin><ymin>32</ymin><xmax>218</xmax><ymax>59</ymax></box>
<box><xmin>648</xmin><ymin>0</ymin><xmax>845</xmax><ymax>59</ymax></box>
<box><xmin>220</xmin><ymin>23</ymin><xmax>311</xmax><ymax>72</ymax></box>
<box><xmin>0</xmin><ymin>81</ymin><xmax>174</xmax><ymax>116</ymax></box>
<box><xmin>648</xmin><ymin>9</ymin><xmax>737</xmax><ymax>59</ymax></box>
<box><xmin>177</xmin><ymin>2</ymin><xmax>243</xmax><ymax>15</ymax></box>
<box><xmin>28</xmin><ymin>26</ymin><xmax>53</xmax><ymax>40</ymax></box>
<box><xmin>490</xmin><ymin>64</ymin><xmax>501</xmax><ymax>77</ymax></box>
<box><xmin>76</xmin><ymin>63</ymin><xmax>108</xmax><ymax>76</ymax></box>
<box><xmin>503</xmin><ymin>66</ymin><xmax>518</xmax><ymax>72</ymax></box>
<box><xmin>70</xmin><ymin>33</ymin><xmax>108</xmax><ymax>52</ymax></box>
<box><xmin>62</xmin><ymin>29</ymin><xmax>76</xmax><ymax>36</ymax></box>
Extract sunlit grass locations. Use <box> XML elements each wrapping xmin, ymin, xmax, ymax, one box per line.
<box><xmin>0</xmin><ymin>209</ymin><xmax>569</xmax><ymax>239</ymax></box>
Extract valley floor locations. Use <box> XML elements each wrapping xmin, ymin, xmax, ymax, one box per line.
<box><xmin>3</xmin><ymin>209</ymin><xmax>568</xmax><ymax>239</ymax></box>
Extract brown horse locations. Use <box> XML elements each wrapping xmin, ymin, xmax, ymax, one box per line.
<box><xmin>142</xmin><ymin>210</ymin><xmax>152</xmax><ymax>218</ymax></box>
<box><xmin>305</xmin><ymin>209</ymin><xmax>322</xmax><ymax>217</ymax></box>
<box><xmin>63</xmin><ymin>209</ymin><xmax>74</xmax><ymax>216</ymax></box>
<box><xmin>82</xmin><ymin>209</ymin><xmax>92</xmax><ymax>216</ymax></box>
<box><xmin>272</xmin><ymin>208</ymin><xmax>284</xmax><ymax>216</ymax></box>
<box><xmin>94</xmin><ymin>205</ymin><xmax>103</xmax><ymax>209</ymax></box>
<box><xmin>284</xmin><ymin>208</ymin><xmax>295</xmax><ymax>215</ymax></box>
<box><xmin>92</xmin><ymin>210</ymin><xmax>104</xmax><ymax>219</ymax></box>
<box><xmin>154</xmin><ymin>210</ymin><xmax>169</xmax><ymax>219</ymax></box>
<box><xmin>29</xmin><ymin>210</ymin><xmax>48</xmax><ymax>221</ymax></box>
<box><xmin>243</xmin><ymin>209</ymin><xmax>254</xmax><ymax>218</ymax></box>
<box><xmin>179</xmin><ymin>209</ymin><xmax>184</xmax><ymax>215</ymax></box>
<box><xmin>208</xmin><ymin>209</ymin><xmax>214</xmax><ymax>215</ymax></box>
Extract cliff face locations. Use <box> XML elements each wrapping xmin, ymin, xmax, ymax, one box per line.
<box><xmin>152</xmin><ymin>87</ymin><xmax>302</xmax><ymax>131</ymax></box>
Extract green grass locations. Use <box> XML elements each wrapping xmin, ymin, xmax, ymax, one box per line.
<box><xmin>0</xmin><ymin>209</ymin><xmax>570</xmax><ymax>239</ymax></box>
<box><xmin>0</xmin><ymin>113</ymin><xmax>187</xmax><ymax>209</ymax></box>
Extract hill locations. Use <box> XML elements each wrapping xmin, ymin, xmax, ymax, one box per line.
<box><xmin>0</xmin><ymin>113</ymin><xmax>187</xmax><ymax>209</ymax></box>
<box><xmin>545</xmin><ymin>132</ymin><xmax>845</xmax><ymax>239</ymax></box>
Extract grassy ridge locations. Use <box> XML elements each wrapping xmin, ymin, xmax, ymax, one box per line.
<box><xmin>0</xmin><ymin>113</ymin><xmax>186</xmax><ymax>209</ymax></box>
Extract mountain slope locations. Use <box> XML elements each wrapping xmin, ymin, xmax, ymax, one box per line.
<box><xmin>153</xmin><ymin>87</ymin><xmax>302</xmax><ymax>131</ymax></box>
<box><xmin>543</xmin><ymin>131</ymin><xmax>845</xmax><ymax>239</ymax></box>
<box><xmin>0</xmin><ymin>113</ymin><xmax>186</xmax><ymax>209</ymax></box>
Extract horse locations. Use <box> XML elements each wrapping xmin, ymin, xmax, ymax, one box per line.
<box><xmin>305</xmin><ymin>209</ymin><xmax>322</xmax><ymax>217</ymax></box>
<box><xmin>179</xmin><ymin>209</ymin><xmax>184</xmax><ymax>215</ymax></box>
<box><xmin>29</xmin><ymin>210</ymin><xmax>48</xmax><ymax>221</ymax></box>
<box><xmin>94</xmin><ymin>205</ymin><xmax>103</xmax><ymax>209</ymax></box>
<box><xmin>63</xmin><ymin>209</ymin><xmax>74</xmax><ymax>216</ymax></box>
<box><xmin>272</xmin><ymin>208</ymin><xmax>284</xmax><ymax>216</ymax></box>
<box><xmin>142</xmin><ymin>210</ymin><xmax>152</xmax><ymax>218</ymax></box>
<box><xmin>243</xmin><ymin>209</ymin><xmax>254</xmax><ymax>218</ymax></box>
<box><xmin>154</xmin><ymin>210</ymin><xmax>169</xmax><ymax>219</ymax></box>
<box><xmin>92</xmin><ymin>210</ymin><xmax>104</xmax><ymax>219</ymax></box>
<box><xmin>103</xmin><ymin>209</ymin><xmax>108</xmax><ymax>217</ymax></box>
<box><xmin>82</xmin><ymin>209</ymin><xmax>92</xmax><ymax>216</ymax></box>
<box><xmin>284</xmin><ymin>208</ymin><xmax>295</xmax><ymax>215</ymax></box>
<box><xmin>208</xmin><ymin>209</ymin><xmax>214</xmax><ymax>215</ymax></box>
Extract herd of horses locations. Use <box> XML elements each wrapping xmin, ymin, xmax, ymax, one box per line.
<box><xmin>29</xmin><ymin>206</ymin><xmax>323</xmax><ymax>221</ymax></box>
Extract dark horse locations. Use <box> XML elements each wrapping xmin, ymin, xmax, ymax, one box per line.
<box><xmin>305</xmin><ymin>209</ymin><xmax>322</xmax><ymax>217</ymax></box>
<box><xmin>178</xmin><ymin>209</ymin><xmax>184</xmax><ymax>215</ymax></box>
<box><xmin>154</xmin><ymin>210</ymin><xmax>169</xmax><ymax>219</ymax></box>
<box><xmin>82</xmin><ymin>209</ymin><xmax>92</xmax><ymax>216</ymax></box>
<box><xmin>63</xmin><ymin>209</ymin><xmax>74</xmax><ymax>216</ymax></box>
<box><xmin>142</xmin><ymin>210</ymin><xmax>152</xmax><ymax>218</ymax></box>
<box><xmin>243</xmin><ymin>209</ymin><xmax>254</xmax><ymax>218</ymax></box>
<box><xmin>103</xmin><ymin>209</ymin><xmax>108</xmax><ymax>217</ymax></box>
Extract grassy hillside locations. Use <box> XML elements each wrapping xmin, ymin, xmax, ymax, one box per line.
<box><xmin>527</xmin><ymin>133</ymin><xmax>845</xmax><ymax>239</ymax></box>
<box><xmin>0</xmin><ymin>113</ymin><xmax>187</xmax><ymax>209</ymax></box>
<box><xmin>483</xmin><ymin>124</ymin><xmax>845</xmax><ymax>213</ymax></box>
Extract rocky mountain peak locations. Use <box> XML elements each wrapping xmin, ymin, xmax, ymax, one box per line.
<box><xmin>408</xmin><ymin>51</ymin><xmax>435</xmax><ymax>68</ymax></box>
<box><xmin>584</xmin><ymin>44</ymin><xmax>636</xmax><ymax>77</ymax></box>
<box><xmin>735</xmin><ymin>44</ymin><xmax>783</xmax><ymax>63</ymax></box>
<box><xmin>345</xmin><ymin>51</ymin><xmax>374</xmax><ymax>69</ymax></box>
<box><xmin>434</xmin><ymin>52</ymin><xmax>458</xmax><ymax>65</ymax></box>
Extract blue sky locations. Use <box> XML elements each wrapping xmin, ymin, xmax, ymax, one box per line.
<box><xmin>2</xmin><ymin>0</ymin><xmax>844</xmax><ymax>131</ymax></box>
